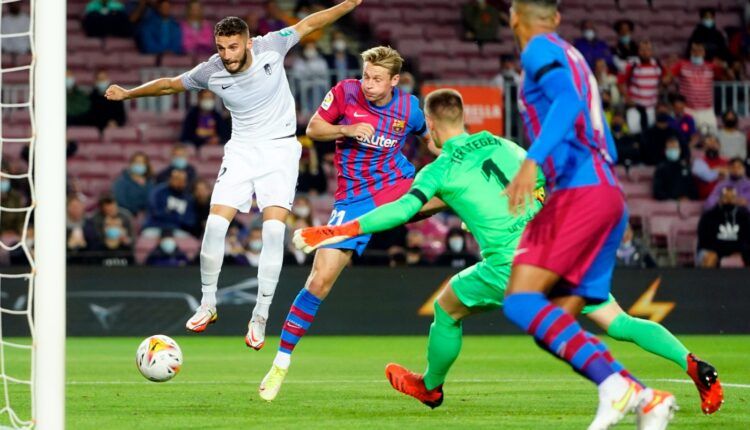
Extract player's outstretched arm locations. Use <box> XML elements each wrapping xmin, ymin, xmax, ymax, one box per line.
<box><xmin>293</xmin><ymin>192</ymin><xmax>426</xmax><ymax>253</ymax></box>
<box><xmin>306</xmin><ymin>112</ymin><xmax>374</xmax><ymax>142</ymax></box>
<box><xmin>105</xmin><ymin>75</ymin><xmax>186</xmax><ymax>101</ymax></box>
<box><xmin>293</xmin><ymin>0</ymin><xmax>362</xmax><ymax>38</ymax></box>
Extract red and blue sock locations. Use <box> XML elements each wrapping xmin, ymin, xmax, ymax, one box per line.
<box><xmin>278</xmin><ymin>288</ymin><xmax>322</xmax><ymax>355</ymax></box>
<box><xmin>504</xmin><ymin>292</ymin><xmax>617</xmax><ymax>385</ymax></box>
<box><xmin>586</xmin><ymin>332</ymin><xmax>645</xmax><ymax>387</ymax></box>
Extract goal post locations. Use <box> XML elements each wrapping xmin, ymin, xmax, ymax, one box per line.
<box><xmin>33</xmin><ymin>0</ymin><xmax>66</xmax><ymax>427</ymax></box>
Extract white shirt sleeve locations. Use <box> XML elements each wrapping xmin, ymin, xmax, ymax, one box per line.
<box><xmin>181</xmin><ymin>55</ymin><xmax>223</xmax><ymax>91</ymax></box>
<box><xmin>252</xmin><ymin>27</ymin><xmax>301</xmax><ymax>57</ymax></box>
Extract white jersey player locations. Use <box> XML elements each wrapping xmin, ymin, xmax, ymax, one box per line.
<box><xmin>105</xmin><ymin>0</ymin><xmax>363</xmax><ymax>349</ymax></box>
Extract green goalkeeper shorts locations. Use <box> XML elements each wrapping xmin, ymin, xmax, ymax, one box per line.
<box><xmin>450</xmin><ymin>255</ymin><xmax>617</xmax><ymax>313</ymax></box>
<box><xmin>450</xmin><ymin>254</ymin><xmax>510</xmax><ymax>310</ymax></box>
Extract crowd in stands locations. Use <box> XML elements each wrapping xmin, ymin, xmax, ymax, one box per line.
<box><xmin>2</xmin><ymin>0</ymin><xmax>750</xmax><ymax>269</ymax></box>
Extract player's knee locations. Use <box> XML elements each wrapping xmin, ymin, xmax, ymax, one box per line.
<box><xmin>261</xmin><ymin>220</ymin><xmax>286</xmax><ymax>253</ymax></box>
<box><xmin>306</xmin><ymin>272</ymin><xmax>334</xmax><ymax>298</ymax></box>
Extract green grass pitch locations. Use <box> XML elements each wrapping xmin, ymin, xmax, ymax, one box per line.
<box><xmin>4</xmin><ymin>335</ymin><xmax>750</xmax><ymax>429</ymax></box>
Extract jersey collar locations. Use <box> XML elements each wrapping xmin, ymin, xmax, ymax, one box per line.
<box><xmin>442</xmin><ymin>132</ymin><xmax>470</xmax><ymax>152</ymax></box>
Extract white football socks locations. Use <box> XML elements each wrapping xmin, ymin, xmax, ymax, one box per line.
<box><xmin>274</xmin><ymin>351</ymin><xmax>291</xmax><ymax>369</ymax></box>
<box><xmin>199</xmin><ymin>214</ymin><xmax>230</xmax><ymax>308</ymax></box>
<box><xmin>252</xmin><ymin>219</ymin><xmax>286</xmax><ymax>320</ymax></box>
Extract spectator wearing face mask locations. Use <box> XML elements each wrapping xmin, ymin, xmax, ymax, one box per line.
<box><xmin>288</xmin><ymin>195</ymin><xmax>320</xmax><ymax>229</ymax></box>
<box><xmin>653</xmin><ymin>137</ymin><xmax>697</xmax><ymax>201</ymax></box>
<box><xmin>85</xmin><ymin>195</ymin><xmax>135</xmax><ymax>246</ymax></box>
<box><xmin>687</xmin><ymin>8</ymin><xmax>729</xmax><ymax>62</ymax></box>
<box><xmin>292</xmin><ymin>42</ymin><xmax>331</xmax><ymax>117</ymax></box>
<box><xmin>66</xmin><ymin>70</ymin><xmax>91</xmax><ymax>126</ymax></box>
<box><xmin>180</xmin><ymin>90</ymin><xmax>230</xmax><ymax>148</ymax></box>
<box><xmin>435</xmin><ymin>228</ymin><xmax>479</xmax><ymax>269</ymax></box>
<box><xmin>113</xmin><ymin>151</ymin><xmax>154</xmax><ymax>216</ymax></box>
<box><xmin>616</xmin><ymin>223</ymin><xmax>656</xmax><ymax>268</ymax></box>
<box><xmin>692</xmin><ymin>135</ymin><xmax>729</xmax><ymax>199</ymax></box>
<box><xmin>324</xmin><ymin>31</ymin><xmax>360</xmax><ymax>87</ymax></box>
<box><xmin>241</xmin><ymin>227</ymin><xmax>264</xmax><ymax>267</ymax></box>
<box><xmin>717</xmin><ymin>111</ymin><xmax>747</xmax><ymax>160</ymax></box>
<box><xmin>146</xmin><ymin>229</ymin><xmax>190</xmax><ymax>266</ymax></box>
<box><xmin>89</xmin><ymin>69</ymin><xmax>127</xmax><ymax>131</ymax></box>
<box><xmin>88</xmin><ymin>216</ymin><xmax>134</xmax><ymax>266</ymax></box>
<box><xmin>704</xmin><ymin>158</ymin><xmax>750</xmax><ymax>211</ymax></box>
<box><xmin>697</xmin><ymin>186</ymin><xmax>750</xmax><ymax>267</ymax></box>
<box><xmin>155</xmin><ymin>144</ymin><xmax>197</xmax><ymax>184</ymax></box>
<box><xmin>573</xmin><ymin>20</ymin><xmax>614</xmax><ymax>70</ymax></box>
<box><xmin>612</xmin><ymin>19</ymin><xmax>638</xmax><ymax>72</ymax></box>
<box><xmin>669</xmin><ymin>42</ymin><xmax>721</xmax><ymax>133</ymax></box>
<box><xmin>398</xmin><ymin>71</ymin><xmax>416</xmax><ymax>95</ymax></box>
<box><xmin>493</xmin><ymin>55</ymin><xmax>522</xmax><ymax>87</ymax></box>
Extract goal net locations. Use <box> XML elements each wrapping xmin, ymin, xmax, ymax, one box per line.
<box><xmin>1</xmin><ymin>0</ymin><xmax>65</xmax><ymax>428</ymax></box>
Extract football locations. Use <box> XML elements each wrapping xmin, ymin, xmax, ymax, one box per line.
<box><xmin>135</xmin><ymin>335</ymin><xmax>183</xmax><ymax>382</ymax></box>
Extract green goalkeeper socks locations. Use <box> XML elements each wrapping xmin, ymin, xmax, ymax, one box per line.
<box><xmin>423</xmin><ymin>301</ymin><xmax>463</xmax><ymax>390</ymax></box>
<box><xmin>607</xmin><ymin>312</ymin><xmax>689</xmax><ymax>371</ymax></box>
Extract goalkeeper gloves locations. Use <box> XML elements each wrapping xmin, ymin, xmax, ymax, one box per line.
<box><xmin>292</xmin><ymin>220</ymin><xmax>362</xmax><ymax>254</ymax></box>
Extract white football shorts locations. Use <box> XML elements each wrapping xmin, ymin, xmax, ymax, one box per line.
<box><xmin>210</xmin><ymin>136</ymin><xmax>301</xmax><ymax>213</ymax></box>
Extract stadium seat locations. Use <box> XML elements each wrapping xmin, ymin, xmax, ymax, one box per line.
<box><xmin>103</xmin><ymin>38</ymin><xmax>137</xmax><ymax>51</ymax></box>
<box><xmin>140</xmin><ymin>126</ymin><xmax>178</xmax><ymax>144</ymax></box>
<box><xmin>135</xmin><ymin>236</ymin><xmax>158</xmax><ymax>265</ymax></box>
<box><xmin>103</xmin><ymin>126</ymin><xmax>139</xmax><ymax>143</ymax></box>
<box><xmin>720</xmin><ymin>254</ymin><xmax>745</xmax><ymax>268</ymax></box>
<box><xmin>67</xmin><ymin>126</ymin><xmax>101</xmax><ymax>143</ymax></box>
<box><xmin>199</xmin><ymin>145</ymin><xmax>224</xmax><ymax>163</ymax></box>
<box><xmin>677</xmin><ymin>200</ymin><xmax>704</xmax><ymax>218</ymax></box>
<box><xmin>68</xmin><ymin>34</ymin><xmax>101</xmax><ymax>51</ymax></box>
<box><xmin>621</xmin><ymin>181</ymin><xmax>651</xmax><ymax>199</ymax></box>
<box><xmin>161</xmin><ymin>55</ymin><xmax>194</xmax><ymax>69</ymax></box>
<box><xmin>76</xmin><ymin>143</ymin><xmax>125</xmax><ymax>161</ymax></box>
<box><xmin>646</xmin><ymin>214</ymin><xmax>678</xmax><ymax>248</ymax></box>
<box><xmin>175</xmin><ymin>236</ymin><xmax>201</xmax><ymax>261</ymax></box>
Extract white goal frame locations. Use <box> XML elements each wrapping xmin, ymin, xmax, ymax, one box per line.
<box><xmin>33</xmin><ymin>0</ymin><xmax>66</xmax><ymax>428</ymax></box>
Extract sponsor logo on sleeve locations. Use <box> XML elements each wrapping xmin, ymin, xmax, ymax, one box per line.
<box><xmin>321</xmin><ymin>91</ymin><xmax>334</xmax><ymax>110</ymax></box>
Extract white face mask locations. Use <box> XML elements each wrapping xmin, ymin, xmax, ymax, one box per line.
<box><xmin>332</xmin><ymin>39</ymin><xmax>347</xmax><ymax>53</ymax></box>
<box><xmin>199</xmin><ymin>99</ymin><xmax>215</xmax><ymax>111</ymax></box>
<box><xmin>95</xmin><ymin>80</ymin><xmax>110</xmax><ymax>94</ymax></box>
<box><xmin>293</xmin><ymin>206</ymin><xmax>311</xmax><ymax>218</ymax></box>
<box><xmin>583</xmin><ymin>29</ymin><xmax>596</xmax><ymax>41</ymax></box>
<box><xmin>399</xmin><ymin>84</ymin><xmax>414</xmax><ymax>94</ymax></box>
<box><xmin>303</xmin><ymin>48</ymin><xmax>317</xmax><ymax>59</ymax></box>
<box><xmin>66</xmin><ymin>76</ymin><xmax>75</xmax><ymax>90</ymax></box>
<box><xmin>249</xmin><ymin>239</ymin><xmax>263</xmax><ymax>253</ymax></box>
<box><xmin>448</xmin><ymin>237</ymin><xmax>464</xmax><ymax>253</ymax></box>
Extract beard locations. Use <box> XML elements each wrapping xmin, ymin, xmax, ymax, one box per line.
<box><xmin>224</xmin><ymin>50</ymin><xmax>249</xmax><ymax>74</ymax></box>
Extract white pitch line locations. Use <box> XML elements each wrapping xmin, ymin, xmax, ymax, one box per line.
<box><xmin>66</xmin><ymin>377</ymin><xmax>750</xmax><ymax>388</ymax></box>
<box><xmin>653</xmin><ymin>378</ymin><xmax>750</xmax><ymax>389</ymax></box>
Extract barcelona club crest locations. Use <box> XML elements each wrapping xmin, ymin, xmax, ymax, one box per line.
<box><xmin>392</xmin><ymin>119</ymin><xmax>405</xmax><ymax>133</ymax></box>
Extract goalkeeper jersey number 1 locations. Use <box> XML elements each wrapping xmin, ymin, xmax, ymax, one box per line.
<box><xmin>411</xmin><ymin>131</ymin><xmax>545</xmax><ymax>263</ymax></box>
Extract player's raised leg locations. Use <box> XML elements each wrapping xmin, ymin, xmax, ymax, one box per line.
<box><xmin>259</xmin><ymin>248</ymin><xmax>351</xmax><ymax>401</ymax></box>
<box><xmin>587</xmin><ymin>300</ymin><xmax>723</xmax><ymax>414</ymax></box>
<box><xmin>186</xmin><ymin>204</ymin><xmax>236</xmax><ymax>332</ymax></box>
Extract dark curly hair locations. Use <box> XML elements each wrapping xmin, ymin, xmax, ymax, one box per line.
<box><xmin>214</xmin><ymin>16</ymin><xmax>249</xmax><ymax>37</ymax></box>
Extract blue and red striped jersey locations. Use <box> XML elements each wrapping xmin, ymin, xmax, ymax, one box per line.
<box><xmin>317</xmin><ymin>79</ymin><xmax>428</xmax><ymax>203</ymax></box>
<box><xmin>519</xmin><ymin>33</ymin><xmax>619</xmax><ymax>190</ymax></box>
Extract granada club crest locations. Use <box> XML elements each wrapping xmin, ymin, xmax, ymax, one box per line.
<box><xmin>392</xmin><ymin>119</ymin><xmax>405</xmax><ymax>133</ymax></box>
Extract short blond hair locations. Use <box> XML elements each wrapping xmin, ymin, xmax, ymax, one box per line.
<box><xmin>424</xmin><ymin>89</ymin><xmax>464</xmax><ymax>126</ymax></box>
<box><xmin>360</xmin><ymin>46</ymin><xmax>403</xmax><ymax>77</ymax></box>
